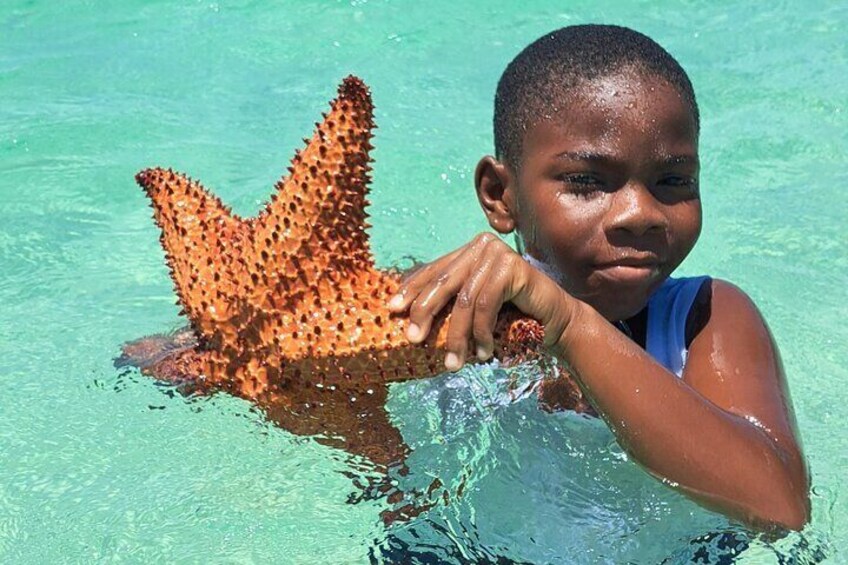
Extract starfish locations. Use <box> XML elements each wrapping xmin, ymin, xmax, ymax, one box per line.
<box><xmin>121</xmin><ymin>76</ymin><xmax>590</xmax><ymax>469</ymax></box>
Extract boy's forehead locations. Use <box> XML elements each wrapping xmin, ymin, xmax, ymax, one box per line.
<box><xmin>527</xmin><ymin>71</ymin><xmax>698</xmax><ymax>153</ymax></box>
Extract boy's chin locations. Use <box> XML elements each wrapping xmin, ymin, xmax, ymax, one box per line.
<box><xmin>587</xmin><ymin>279</ymin><xmax>664</xmax><ymax>322</ymax></box>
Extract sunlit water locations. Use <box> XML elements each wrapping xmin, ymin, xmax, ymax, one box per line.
<box><xmin>1</xmin><ymin>1</ymin><xmax>845</xmax><ymax>563</ymax></box>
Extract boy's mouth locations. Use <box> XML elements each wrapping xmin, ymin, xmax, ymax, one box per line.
<box><xmin>593</xmin><ymin>256</ymin><xmax>663</xmax><ymax>285</ymax></box>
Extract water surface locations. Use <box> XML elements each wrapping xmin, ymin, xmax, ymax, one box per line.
<box><xmin>1</xmin><ymin>1</ymin><xmax>845</xmax><ymax>562</ymax></box>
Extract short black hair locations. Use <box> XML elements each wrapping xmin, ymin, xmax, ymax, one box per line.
<box><xmin>494</xmin><ymin>24</ymin><xmax>699</xmax><ymax>168</ymax></box>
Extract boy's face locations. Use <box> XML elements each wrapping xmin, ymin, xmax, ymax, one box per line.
<box><xmin>499</xmin><ymin>69</ymin><xmax>701</xmax><ymax>321</ymax></box>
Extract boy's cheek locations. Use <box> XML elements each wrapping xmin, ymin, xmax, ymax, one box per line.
<box><xmin>678</xmin><ymin>207</ymin><xmax>703</xmax><ymax>251</ymax></box>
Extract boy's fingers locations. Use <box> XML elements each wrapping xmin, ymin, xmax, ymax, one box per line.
<box><xmin>406</xmin><ymin>258</ymin><xmax>470</xmax><ymax>343</ymax></box>
<box><xmin>443</xmin><ymin>253</ymin><xmax>496</xmax><ymax>370</ymax></box>
<box><xmin>388</xmin><ymin>247</ymin><xmax>466</xmax><ymax>312</ymax></box>
<box><xmin>472</xmin><ymin>263</ymin><xmax>513</xmax><ymax>361</ymax></box>
<box><xmin>402</xmin><ymin>235</ymin><xmax>494</xmax><ymax>341</ymax></box>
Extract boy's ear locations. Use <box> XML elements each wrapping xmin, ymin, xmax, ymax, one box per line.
<box><xmin>475</xmin><ymin>156</ymin><xmax>517</xmax><ymax>234</ymax></box>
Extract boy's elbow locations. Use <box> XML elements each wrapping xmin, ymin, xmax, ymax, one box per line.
<box><xmin>755</xmin><ymin>469</ymin><xmax>810</xmax><ymax>533</ymax></box>
<box><xmin>761</xmin><ymin>440</ymin><xmax>811</xmax><ymax>532</ymax></box>
<box><xmin>741</xmin><ymin>491</ymin><xmax>809</xmax><ymax>534</ymax></box>
<box><xmin>729</xmin><ymin>446</ymin><xmax>811</xmax><ymax>533</ymax></box>
<box><xmin>773</xmin><ymin>491</ymin><xmax>810</xmax><ymax>532</ymax></box>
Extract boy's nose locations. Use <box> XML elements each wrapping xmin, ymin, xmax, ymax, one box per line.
<box><xmin>606</xmin><ymin>182</ymin><xmax>668</xmax><ymax>237</ymax></box>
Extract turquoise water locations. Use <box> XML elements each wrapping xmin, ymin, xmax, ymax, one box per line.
<box><xmin>1</xmin><ymin>0</ymin><xmax>846</xmax><ymax>562</ymax></box>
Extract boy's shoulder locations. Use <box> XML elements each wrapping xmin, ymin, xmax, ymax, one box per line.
<box><xmin>699</xmin><ymin>278</ymin><xmax>766</xmax><ymax>332</ymax></box>
<box><xmin>686</xmin><ymin>276</ymin><xmax>770</xmax><ymax>351</ymax></box>
<box><xmin>684</xmin><ymin>277</ymin><xmax>789</xmax><ymax>412</ymax></box>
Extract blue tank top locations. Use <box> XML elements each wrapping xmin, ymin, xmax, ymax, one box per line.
<box><xmin>645</xmin><ymin>276</ymin><xmax>711</xmax><ymax>378</ymax></box>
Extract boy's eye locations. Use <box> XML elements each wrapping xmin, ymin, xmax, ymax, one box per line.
<box><xmin>559</xmin><ymin>173</ymin><xmax>604</xmax><ymax>197</ymax></box>
<box><xmin>653</xmin><ymin>174</ymin><xmax>699</xmax><ymax>203</ymax></box>
<box><xmin>561</xmin><ymin>173</ymin><xmax>603</xmax><ymax>186</ymax></box>
<box><xmin>659</xmin><ymin>175</ymin><xmax>696</xmax><ymax>187</ymax></box>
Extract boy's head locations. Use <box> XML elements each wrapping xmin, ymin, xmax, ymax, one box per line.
<box><xmin>493</xmin><ymin>24</ymin><xmax>699</xmax><ymax>171</ymax></box>
<box><xmin>476</xmin><ymin>25</ymin><xmax>702</xmax><ymax>321</ymax></box>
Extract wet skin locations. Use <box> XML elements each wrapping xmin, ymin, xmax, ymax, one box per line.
<box><xmin>389</xmin><ymin>69</ymin><xmax>810</xmax><ymax>531</ymax></box>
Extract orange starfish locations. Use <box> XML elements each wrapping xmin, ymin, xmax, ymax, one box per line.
<box><xmin>122</xmin><ymin>76</ymin><xmax>589</xmax><ymax>468</ymax></box>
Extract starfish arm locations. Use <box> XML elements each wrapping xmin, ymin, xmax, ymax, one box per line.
<box><xmin>251</xmin><ymin>76</ymin><xmax>377</xmax><ymax>296</ymax></box>
<box><xmin>135</xmin><ymin>168</ymin><xmax>251</xmax><ymax>344</ymax></box>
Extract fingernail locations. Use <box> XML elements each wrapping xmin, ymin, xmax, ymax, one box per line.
<box><xmin>476</xmin><ymin>345</ymin><xmax>489</xmax><ymax>361</ymax></box>
<box><xmin>406</xmin><ymin>323</ymin><xmax>421</xmax><ymax>342</ymax></box>
<box><xmin>388</xmin><ymin>295</ymin><xmax>404</xmax><ymax>310</ymax></box>
<box><xmin>445</xmin><ymin>353</ymin><xmax>461</xmax><ymax>371</ymax></box>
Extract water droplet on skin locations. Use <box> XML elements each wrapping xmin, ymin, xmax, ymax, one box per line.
<box><xmin>661</xmin><ymin>478</ymin><xmax>680</xmax><ymax>488</ymax></box>
<box><xmin>744</xmin><ymin>414</ymin><xmax>772</xmax><ymax>434</ymax></box>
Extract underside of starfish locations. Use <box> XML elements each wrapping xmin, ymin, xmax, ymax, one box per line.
<box><xmin>121</xmin><ymin>76</ymin><xmax>590</xmax><ymax>469</ymax></box>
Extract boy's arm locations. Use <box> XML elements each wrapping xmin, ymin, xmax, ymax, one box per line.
<box><xmin>556</xmin><ymin>279</ymin><xmax>809</xmax><ymax>531</ymax></box>
<box><xmin>389</xmin><ymin>234</ymin><xmax>809</xmax><ymax>532</ymax></box>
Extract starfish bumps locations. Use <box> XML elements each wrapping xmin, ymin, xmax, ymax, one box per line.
<box><xmin>126</xmin><ymin>77</ymin><xmax>589</xmax><ymax>465</ymax></box>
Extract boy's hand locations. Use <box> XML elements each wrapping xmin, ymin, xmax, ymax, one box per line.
<box><xmin>387</xmin><ymin>233</ymin><xmax>576</xmax><ymax>371</ymax></box>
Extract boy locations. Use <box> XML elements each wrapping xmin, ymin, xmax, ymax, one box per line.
<box><xmin>387</xmin><ymin>24</ymin><xmax>809</xmax><ymax>532</ymax></box>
